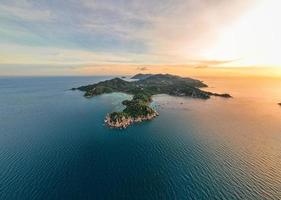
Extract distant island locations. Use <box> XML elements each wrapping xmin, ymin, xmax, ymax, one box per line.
<box><xmin>131</xmin><ymin>73</ymin><xmax>154</xmax><ymax>80</ymax></box>
<box><xmin>74</xmin><ymin>74</ymin><xmax>231</xmax><ymax>128</ymax></box>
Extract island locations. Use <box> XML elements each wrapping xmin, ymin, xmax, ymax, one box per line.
<box><xmin>131</xmin><ymin>73</ymin><xmax>153</xmax><ymax>80</ymax></box>
<box><xmin>74</xmin><ymin>74</ymin><xmax>231</xmax><ymax>128</ymax></box>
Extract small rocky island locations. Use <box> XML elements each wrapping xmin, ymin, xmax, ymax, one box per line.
<box><xmin>74</xmin><ymin>74</ymin><xmax>231</xmax><ymax>128</ymax></box>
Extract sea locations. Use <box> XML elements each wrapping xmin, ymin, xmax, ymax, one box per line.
<box><xmin>0</xmin><ymin>76</ymin><xmax>281</xmax><ymax>199</ymax></box>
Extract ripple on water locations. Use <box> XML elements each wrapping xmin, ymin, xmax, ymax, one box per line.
<box><xmin>0</xmin><ymin>77</ymin><xmax>281</xmax><ymax>199</ymax></box>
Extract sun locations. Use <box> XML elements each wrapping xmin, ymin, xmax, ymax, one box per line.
<box><xmin>203</xmin><ymin>0</ymin><xmax>281</xmax><ymax>67</ymax></box>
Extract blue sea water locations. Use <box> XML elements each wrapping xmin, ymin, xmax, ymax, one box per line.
<box><xmin>0</xmin><ymin>76</ymin><xmax>281</xmax><ymax>199</ymax></box>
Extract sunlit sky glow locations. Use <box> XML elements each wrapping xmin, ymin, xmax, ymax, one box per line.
<box><xmin>0</xmin><ymin>0</ymin><xmax>280</xmax><ymax>76</ymax></box>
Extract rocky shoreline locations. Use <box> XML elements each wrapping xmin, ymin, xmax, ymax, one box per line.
<box><xmin>75</xmin><ymin>73</ymin><xmax>232</xmax><ymax>129</ymax></box>
<box><xmin>105</xmin><ymin>111</ymin><xmax>159</xmax><ymax>129</ymax></box>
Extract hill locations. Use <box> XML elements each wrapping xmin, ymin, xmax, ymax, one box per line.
<box><xmin>75</xmin><ymin>74</ymin><xmax>231</xmax><ymax>128</ymax></box>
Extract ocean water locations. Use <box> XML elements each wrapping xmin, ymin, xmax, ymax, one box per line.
<box><xmin>0</xmin><ymin>76</ymin><xmax>281</xmax><ymax>199</ymax></box>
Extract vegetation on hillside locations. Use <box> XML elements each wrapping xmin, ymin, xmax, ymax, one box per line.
<box><xmin>76</xmin><ymin>74</ymin><xmax>231</xmax><ymax>126</ymax></box>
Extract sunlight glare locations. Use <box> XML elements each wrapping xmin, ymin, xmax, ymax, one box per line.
<box><xmin>204</xmin><ymin>0</ymin><xmax>281</xmax><ymax>67</ymax></box>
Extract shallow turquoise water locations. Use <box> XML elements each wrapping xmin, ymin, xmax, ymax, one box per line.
<box><xmin>0</xmin><ymin>76</ymin><xmax>281</xmax><ymax>199</ymax></box>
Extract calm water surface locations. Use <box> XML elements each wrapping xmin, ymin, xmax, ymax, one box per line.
<box><xmin>0</xmin><ymin>76</ymin><xmax>281</xmax><ymax>199</ymax></box>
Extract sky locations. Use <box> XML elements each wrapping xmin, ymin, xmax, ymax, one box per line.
<box><xmin>0</xmin><ymin>0</ymin><xmax>281</xmax><ymax>76</ymax></box>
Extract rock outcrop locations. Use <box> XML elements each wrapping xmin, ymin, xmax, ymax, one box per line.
<box><xmin>105</xmin><ymin>112</ymin><xmax>159</xmax><ymax>129</ymax></box>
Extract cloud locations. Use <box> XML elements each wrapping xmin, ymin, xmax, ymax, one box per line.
<box><xmin>137</xmin><ymin>66</ymin><xmax>149</xmax><ymax>71</ymax></box>
<box><xmin>0</xmin><ymin>44</ymin><xmax>137</xmax><ymax>65</ymax></box>
<box><xmin>0</xmin><ymin>1</ymin><xmax>53</xmax><ymax>21</ymax></box>
<box><xmin>194</xmin><ymin>65</ymin><xmax>208</xmax><ymax>69</ymax></box>
<box><xmin>0</xmin><ymin>0</ymin><xmax>259</xmax><ymax>76</ymax></box>
<box><xmin>193</xmin><ymin>59</ymin><xmax>237</xmax><ymax>67</ymax></box>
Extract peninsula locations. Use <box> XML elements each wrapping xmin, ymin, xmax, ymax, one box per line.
<box><xmin>75</xmin><ymin>74</ymin><xmax>231</xmax><ymax>128</ymax></box>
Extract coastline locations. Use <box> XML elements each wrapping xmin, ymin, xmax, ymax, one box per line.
<box><xmin>75</xmin><ymin>74</ymin><xmax>232</xmax><ymax>129</ymax></box>
<box><xmin>105</xmin><ymin>111</ymin><xmax>159</xmax><ymax>129</ymax></box>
